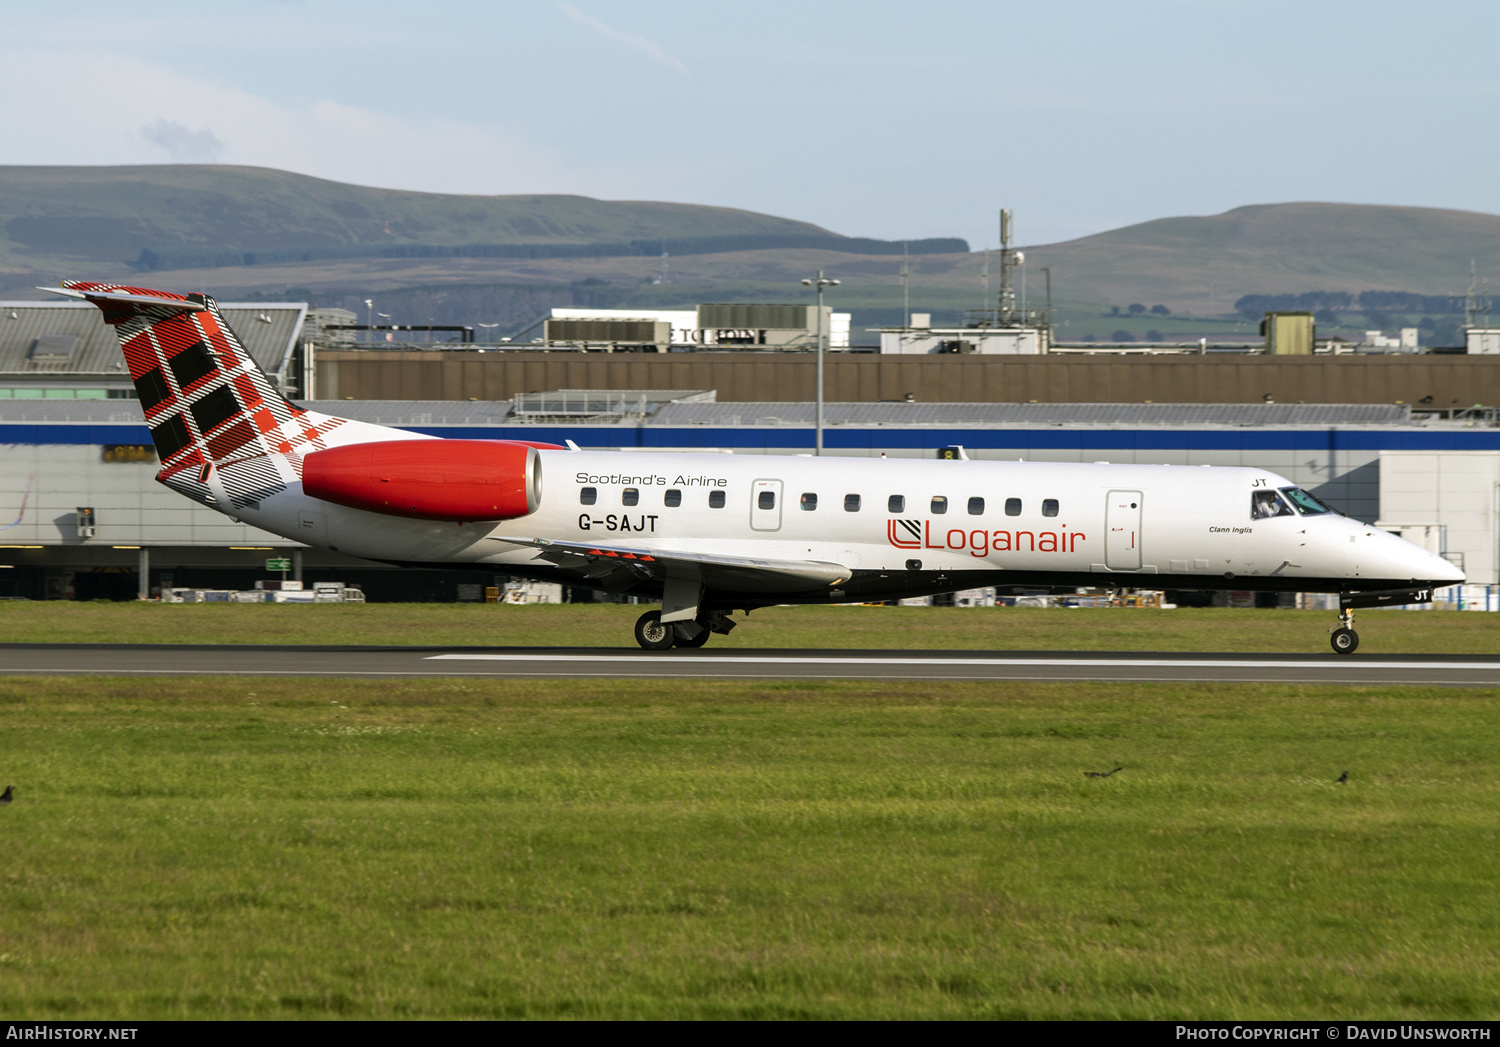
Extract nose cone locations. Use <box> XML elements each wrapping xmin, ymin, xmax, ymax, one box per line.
<box><xmin>1430</xmin><ymin>552</ymin><xmax>1466</xmax><ymax>585</ymax></box>
<box><xmin>1383</xmin><ymin>531</ymin><xmax>1465</xmax><ymax>585</ymax></box>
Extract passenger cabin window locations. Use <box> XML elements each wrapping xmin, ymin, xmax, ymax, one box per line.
<box><xmin>931</xmin><ymin>496</ymin><xmax>948</xmax><ymax>515</ymax></box>
<box><xmin>758</xmin><ymin>490</ymin><xmax>776</xmax><ymax>510</ymax></box>
<box><xmin>967</xmin><ymin>496</ymin><xmax>984</xmax><ymax>516</ymax></box>
<box><xmin>888</xmin><ymin>495</ymin><xmax>905</xmax><ymax>513</ymax></box>
<box><xmin>709</xmin><ymin>490</ymin><xmax>726</xmax><ymax>509</ymax></box>
<box><xmin>1252</xmin><ymin>490</ymin><xmax>1295</xmax><ymax>520</ymax></box>
<box><xmin>580</xmin><ymin>487</ymin><xmax>597</xmax><ymax>505</ymax></box>
<box><xmin>1005</xmin><ymin>498</ymin><xmax>1022</xmax><ymax>516</ymax></box>
<box><xmin>1280</xmin><ymin>487</ymin><xmax>1334</xmax><ymax>516</ymax></box>
<box><xmin>800</xmin><ymin>492</ymin><xmax>818</xmax><ymax>511</ymax></box>
<box><xmin>664</xmin><ymin>489</ymin><xmax>682</xmax><ymax>508</ymax></box>
<box><xmin>844</xmin><ymin>494</ymin><xmax>861</xmax><ymax>512</ymax></box>
<box><xmin>622</xmin><ymin>488</ymin><xmax>639</xmax><ymax>507</ymax></box>
<box><xmin>1042</xmin><ymin>498</ymin><xmax>1059</xmax><ymax>517</ymax></box>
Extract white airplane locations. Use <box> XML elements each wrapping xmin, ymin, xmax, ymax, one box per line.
<box><xmin>52</xmin><ymin>281</ymin><xmax>1463</xmax><ymax>654</ymax></box>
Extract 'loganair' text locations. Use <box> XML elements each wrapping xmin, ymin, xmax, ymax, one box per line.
<box><xmin>888</xmin><ymin>520</ymin><xmax>1085</xmax><ymax>556</ymax></box>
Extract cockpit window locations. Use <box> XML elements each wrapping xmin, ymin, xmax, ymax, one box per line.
<box><xmin>1251</xmin><ymin>490</ymin><xmax>1294</xmax><ymax>520</ymax></box>
<box><xmin>1279</xmin><ymin>486</ymin><xmax>1334</xmax><ymax>516</ymax></box>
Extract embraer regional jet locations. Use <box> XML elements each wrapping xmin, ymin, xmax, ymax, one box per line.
<box><xmin>52</xmin><ymin>282</ymin><xmax>1463</xmax><ymax>653</ymax></box>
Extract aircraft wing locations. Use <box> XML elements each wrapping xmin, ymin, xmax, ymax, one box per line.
<box><xmin>488</xmin><ymin>535</ymin><xmax>851</xmax><ymax>593</ymax></box>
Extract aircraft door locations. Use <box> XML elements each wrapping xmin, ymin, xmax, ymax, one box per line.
<box><xmin>297</xmin><ymin>510</ymin><xmax>328</xmax><ymax>545</ymax></box>
<box><xmin>1105</xmin><ymin>490</ymin><xmax>1142</xmax><ymax>570</ymax></box>
<box><xmin>749</xmin><ymin>478</ymin><xmax>783</xmax><ymax>532</ymax></box>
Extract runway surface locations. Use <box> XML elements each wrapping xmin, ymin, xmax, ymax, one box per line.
<box><xmin>3</xmin><ymin>644</ymin><xmax>1500</xmax><ymax>684</ymax></box>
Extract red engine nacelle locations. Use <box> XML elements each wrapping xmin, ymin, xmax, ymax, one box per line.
<box><xmin>302</xmin><ymin>439</ymin><xmax>542</xmax><ymax>522</ymax></box>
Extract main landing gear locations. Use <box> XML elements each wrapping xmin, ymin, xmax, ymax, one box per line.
<box><xmin>1329</xmin><ymin>607</ymin><xmax>1359</xmax><ymax>655</ymax></box>
<box><xmin>633</xmin><ymin>610</ymin><xmax>732</xmax><ymax>650</ymax></box>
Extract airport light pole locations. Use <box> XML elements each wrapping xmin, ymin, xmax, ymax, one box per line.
<box><xmin>801</xmin><ymin>270</ymin><xmax>839</xmax><ymax>455</ymax></box>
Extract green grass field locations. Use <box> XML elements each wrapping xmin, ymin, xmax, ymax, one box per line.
<box><xmin>2</xmin><ymin>606</ymin><xmax>1496</xmax><ymax>1018</ymax></box>
<box><xmin>0</xmin><ymin>675</ymin><xmax>1497</xmax><ymax>1019</ymax></box>
<box><xmin>0</xmin><ymin>600</ymin><xmax>1495</xmax><ymax>654</ymax></box>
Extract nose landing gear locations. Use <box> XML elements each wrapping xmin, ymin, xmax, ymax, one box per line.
<box><xmin>1330</xmin><ymin>607</ymin><xmax>1359</xmax><ymax>655</ymax></box>
<box><xmin>1328</xmin><ymin>587</ymin><xmax>1438</xmax><ymax>655</ymax></box>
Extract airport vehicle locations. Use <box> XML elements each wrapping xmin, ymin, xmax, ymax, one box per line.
<box><xmin>52</xmin><ymin>281</ymin><xmax>1463</xmax><ymax>653</ymax></box>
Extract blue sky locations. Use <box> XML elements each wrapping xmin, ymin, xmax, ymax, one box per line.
<box><xmin>3</xmin><ymin>1</ymin><xmax>1496</xmax><ymax>247</ymax></box>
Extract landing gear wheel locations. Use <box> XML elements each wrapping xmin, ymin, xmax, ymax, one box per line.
<box><xmin>1330</xmin><ymin>627</ymin><xmax>1359</xmax><ymax>655</ymax></box>
<box><xmin>634</xmin><ymin>610</ymin><xmax>674</xmax><ymax>651</ymax></box>
<box><xmin>673</xmin><ymin>621</ymin><xmax>711</xmax><ymax>648</ymax></box>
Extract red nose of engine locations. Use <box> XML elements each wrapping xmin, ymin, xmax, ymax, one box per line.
<box><xmin>302</xmin><ymin>439</ymin><xmax>542</xmax><ymax>521</ymax></box>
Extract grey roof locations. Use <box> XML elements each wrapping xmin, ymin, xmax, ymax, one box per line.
<box><xmin>309</xmin><ymin>400</ymin><xmax>519</xmax><ymax>426</ymax></box>
<box><xmin>0</xmin><ymin>400</ymin><xmax>150</xmax><ymax>423</ymax></box>
<box><xmin>0</xmin><ymin>398</ymin><xmax>1421</xmax><ymax>429</ymax></box>
<box><xmin>0</xmin><ymin>301</ymin><xmax>306</xmax><ymax>379</ymax></box>
<box><xmin>0</xmin><ymin>399</ymin><xmax>530</xmax><ymax>425</ymax></box>
<box><xmin>311</xmin><ymin>399</ymin><xmax>1419</xmax><ymax>429</ymax></box>
<box><xmin>647</xmin><ymin>401</ymin><xmax>1415</xmax><ymax>427</ymax></box>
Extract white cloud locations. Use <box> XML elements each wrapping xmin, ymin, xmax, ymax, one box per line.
<box><xmin>559</xmin><ymin>3</ymin><xmax>690</xmax><ymax>77</ymax></box>
<box><xmin>141</xmin><ymin>119</ymin><xmax>226</xmax><ymax>161</ymax></box>
<box><xmin>0</xmin><ymin>49</ymin><xmax>581</xmax><ymax>198</ymax></box>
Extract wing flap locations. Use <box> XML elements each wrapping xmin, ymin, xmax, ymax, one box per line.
<box><xmin>489</xmin><ymin>536</ymin><xmax>850</xmax><ymax>592</ymax></box>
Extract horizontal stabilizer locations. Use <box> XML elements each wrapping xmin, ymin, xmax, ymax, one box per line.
<box><xmin>43</xmin><ymin>286</ymin><xmax>207</xmax><ymax>312</ymax></box>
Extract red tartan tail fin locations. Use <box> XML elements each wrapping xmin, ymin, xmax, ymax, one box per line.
<box><xmin>56</xmin><ymin>281</ymin><xmax>346</xmax><ymax>510</ymax></box>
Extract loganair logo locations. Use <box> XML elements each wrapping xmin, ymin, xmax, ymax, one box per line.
<box><xmin>887</xmin><ymin>519</ymin><xmax>1085</xmax><ymax>557</ymax></box>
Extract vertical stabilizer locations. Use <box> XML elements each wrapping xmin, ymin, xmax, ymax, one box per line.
<box><xmin>55</xmin><ymin>281</ymin><xmax>417</xmax><ymax>511</ymax></box>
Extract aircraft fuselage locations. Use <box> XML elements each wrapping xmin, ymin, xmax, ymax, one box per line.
<box><xmin>232</xmin><ymin>450</ymin><xmax>1461</xmax><ymax>608</ymax></box>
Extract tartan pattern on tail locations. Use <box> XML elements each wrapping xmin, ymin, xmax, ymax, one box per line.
<box><xmin>62</xmin><ymin>281</ymin><xmax>349</xmax><ymax>510</ymax></box>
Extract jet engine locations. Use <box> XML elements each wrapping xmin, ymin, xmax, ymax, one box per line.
<box><xmin>302</xmin><ymin>439</ymin><xmax>542</xmax><ymax>521</ymax></box>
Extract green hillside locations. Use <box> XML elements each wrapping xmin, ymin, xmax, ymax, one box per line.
<box><xmin>4</xmin><ymin>166</ymin><xmax>1497</xmax><ymax>339</ymax></box>
<box><xmin>0</xmin><ymin>164</ymin><xmax>841</xmax><ymax>271</ymax></box>
<box><xmin>1020</xmin><ymin>202</ymin><xmax>1500</xmax><ymax>314</ymax></box>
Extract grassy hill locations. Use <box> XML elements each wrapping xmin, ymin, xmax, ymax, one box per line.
<box><xmin>1021</xmin><ymin>202</ymin><xmax>1500</xmax><ymax>316</ymax></box>
<box><xmin>3</xmin><ymin>167</ymin><xmax>1497</xmax><ymax>341</ymax></box>
<box><xmin>0</xmin><ymin>164</ymin><xmax>857</xmax><ymax>271</ymax></box>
